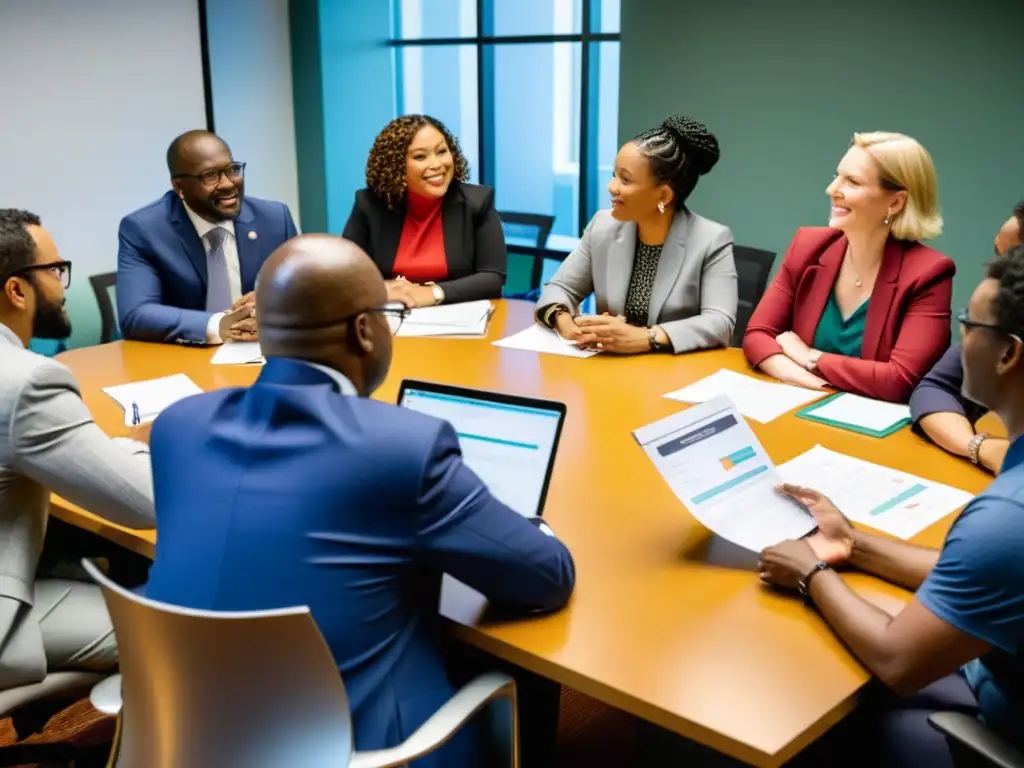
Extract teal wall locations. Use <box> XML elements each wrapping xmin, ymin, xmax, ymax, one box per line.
<box><xmin>290</xmin><ymin>0</ymin><xmax>394</xmax><ymax>234</ymax></box>
<box><xmin>619</xmin><ymin>0</ymin><xmax>1024</xmax><ymax>325</ymax></box>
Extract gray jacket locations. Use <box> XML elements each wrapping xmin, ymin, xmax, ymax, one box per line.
<box><xmin>0</xmin><ymin>323</ymin><xmax>153</xmax><ymax>688</ymax></box>
<box><xmin>537</xmin><ymin>208</ymin><xmax>737</xmax><ymax>353</ymax></box>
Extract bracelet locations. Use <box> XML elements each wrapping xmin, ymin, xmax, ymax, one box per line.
<box><xmin>647</xmin><ymin>326</ymin><xmax>668</xmax><ymax>352</ymax></box>
<box><xmin>798</xmin><ymin>561</ymin><xmax>829</xmax><ymax>600</ymax></box>
<box><xmin>967</xmin><ymin>432</ymin><xmax>991</xmax><ymax>465</ymax></box>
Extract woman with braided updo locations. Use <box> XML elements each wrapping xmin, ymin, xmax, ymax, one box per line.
<box><xmin>536</xmin><ymin>114</ymin><xmax>737</xmax><ymax>355</ymax></box>
<box><xmin>342</xmin><ymin>114</ymin><xmax>506</xmax><ymax>307</ymax></box>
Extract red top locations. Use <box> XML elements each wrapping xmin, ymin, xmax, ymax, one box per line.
<box><xmin>742</xmin><ymin>227</ymin><xmax>955</xmax><ymax>403</ymax></box>
<box><xmin>391</xmin><ymin>191</ymin><xmax>448</xmax><ymax>283</ymax></box>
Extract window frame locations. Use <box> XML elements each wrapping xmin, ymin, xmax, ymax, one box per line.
<box><xmin>389</xmin><ymin>0</ymin><xmax>621</xmax><ymax>237</ymax></box>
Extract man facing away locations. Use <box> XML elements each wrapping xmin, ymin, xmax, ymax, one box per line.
<box><xmin>116</xmin><ymin>130</ymin><xmax>298</xmax><ymax>345</ymax></box>
<box><xmin>144</xmin><ymin>235</ymin><xmax>575</xmax><ymax>766</ymax></box>
<box><xmin>0</xmin><ymin>209</ymin><xmax>153</xmax><ymax>690</ymax></box>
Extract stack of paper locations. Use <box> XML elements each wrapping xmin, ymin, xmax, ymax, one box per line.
<box><xmin>493</xmin><ymin>324</ymin><xmax>599</xmax><ymax>359</ymax></box>
<box><xmin>796</xmin><ymin>393</ymin><xmax>912</xmax><ymax>437</ymax></box>
<box><xmin>397</xmin><ymin>300</ymin><xmax>493</xmax><ymax>338</ymax></box>
<box><xmin>779</xmin><ymin>445</ymin><xmax>973</xmax><ymax>539</ymax></box>
<box><xmin>102</xmin><ymin>374</ymin><xmax>204</xmax><ymax>426</ymax></box>
<box><xmin>664</xmin><ymin>369</ymin><xmax>827</xmax><ymax>423</ymax></box>
<box><xmin>211</xmin><ymin>341</ymin><xmax>265</xmax><ymax>365</ymax></box>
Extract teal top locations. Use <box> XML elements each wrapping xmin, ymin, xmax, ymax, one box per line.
<box><xmin>812</xmin><ymin>294</ymin><xmax>869</xmax><ymax>357</ymax></box>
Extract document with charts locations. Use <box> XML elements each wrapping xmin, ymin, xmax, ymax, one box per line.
<box><xmin>778</xmin><ymin>445</ymin><xmax>973</xmax><ymax>539</ymax></box>
<box><xmin>633</xmin><ymin>395</ymin><xmax>815</xmax><ymax>551</ymax></box>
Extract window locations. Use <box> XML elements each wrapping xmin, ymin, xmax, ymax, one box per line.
<box><xmin>390</xmin><ymin>0</ymin><xmax>621</xmax><ymax>243</ymax></box>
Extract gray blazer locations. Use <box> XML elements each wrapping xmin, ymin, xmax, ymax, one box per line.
<box><xmin>0</xmin><ymin>324</ymin><xmax>154</xmax><ymax>688</ymax></box>
<box><xmin>537</xmin><ymin>208</ymin><xmax>738</xmax><ymax>353</ymax></box>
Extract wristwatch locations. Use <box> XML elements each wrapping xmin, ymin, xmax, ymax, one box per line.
<box><xmin>647</xmin><ymin>326</ymin><xmax>668</xmax><ymax>352</ymax></box>
<box><xmin>805</xmin><ymin>349</ymin><xmax>823</xmax><ymax>372</ymax></box>
<box><xmin>967</xmin><ymin>432</ymin><xmax>991</xmax><ymax>465</ymax></box>
<box><xmin>797</xmin><ymin>561</ymin><xmax>829</xmax><ymax>600</ymax></box>
<box><xmin>424</xmin><ymin>282</ymin><xmax>445</xmax><ymax>305</ymax></box>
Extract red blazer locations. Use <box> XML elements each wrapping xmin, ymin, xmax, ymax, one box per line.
<box><xmin>742</xmin><ymin>227</ymin><xmax>955</xmax><ymax>403</ymax></box>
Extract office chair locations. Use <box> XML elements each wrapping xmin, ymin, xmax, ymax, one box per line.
<box><xmin>499</xmin><ymin>211</ymin><xmax>561</xmax><ymax>296</ymax></box>
<box><xmin>89</xmin><ymin>272</ymin><xmax>119</xmax><ymax>344</ymax></box>
<box><xmin>928</xmin><ymin>712</ymin><xmax>1024</xmax><ymax>768</ymax></box>
<box><xmin>0</xmin><ymin>671</ymin><xmax>106</xmax><ymax>766</ymax></box>
<box><xmin>82</xmin><ymin>560</ymin><xmax>520</xmax><ymax>768</ymax></box>
<box><xmin>731</xmin><ymin>245</ymin><xmax>777</xmax><ymax>347</ymax></box>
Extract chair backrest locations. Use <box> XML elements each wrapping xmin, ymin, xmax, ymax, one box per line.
<box><xmin>89</xmin><ymin>272</ymin><xmax>119</xmax><ymax>344</ymax></box>
<box><xmin>82</xmin><ymin>560</ymin><xmax>355</xmax><ymax>768</ymax></box>
<box><xmin>498</xmin><ymin>211</ymin><xmax>555</xmax><ymax>248</ymax></box>
<box><xmin>731</xmin><ymin>245</ymin><xmax>777</xmax><ymax>347</ymax></box>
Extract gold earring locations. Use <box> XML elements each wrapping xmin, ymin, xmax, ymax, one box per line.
<box><xmin>657</xmin><ymin>201</ymin><xmax>666</xmax><ymax>214</ymax></box>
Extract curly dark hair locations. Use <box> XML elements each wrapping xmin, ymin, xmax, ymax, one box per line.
<box><xmin>987</xmin><ymin>244</ymin><xmax>1024</xmax><ymax>336</ymax></box>
<box><xmin>0</xmin><ymin>209</ymin><xmax>42</xmax><ymax>280</ymax></box>
<box><xmin>632</xmin><ymin>114</ymin><xmax>720</xmax><ymax>207</ymax></box>
<box><xmin>365</xmin><ymin>114</ymin><xmax>470</xmax><ymax>208</ymax></box>
<box><xmin>1014</xmin><ymin>199</ymin><xmax>1024</xmax><ymax>235</ymax></box>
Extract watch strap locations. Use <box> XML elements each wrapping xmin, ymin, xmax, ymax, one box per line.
<box><xmin>798</xmin><ymin>561</ymin><xmax>829</xmax><ymax>598</ymax></box>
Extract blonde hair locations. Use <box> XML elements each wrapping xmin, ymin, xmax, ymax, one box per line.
<box><xmin>852</xmin><ymin>131</ymin><xmax>943</xmax><ymax>241</ymax></box>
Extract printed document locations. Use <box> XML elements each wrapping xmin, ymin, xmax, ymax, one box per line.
<box><xmin>664</xmin><ymin>369</ymin><xmax>827</xmax><ymax>423</ymax></box>
<box><xmin>102</xmin><ymin>374</ymin><xmax>204</xmax><ymax>426</ymax></box>
<box><xmin>809</xmin><ymin>393</ymin><xmax>911</xmax><ymax>433</ymax></box>
<box><xmin>493</xmin><ymin>324</ymin><xmax>599</xmax><ymax>358</ymax></box>
<box><xmin>633</xmin><ymin>395</ymin><xmax>815</xmax><ymax>551</ymax></box>
<box><xmin>397</xmin><ymin>300</ymin><xmax>493</xmax><ymax>338</ymax></box>
<box><xmin>779</xmin><ymin>445</ymin><xmax>972</xmax><ymax>539</ymax></box>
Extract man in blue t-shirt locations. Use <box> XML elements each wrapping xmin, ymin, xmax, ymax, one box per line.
<box><xmin>759</xmin><ymin>245</ymin><xmax>1024</xmax><ymax>767</ymax></box>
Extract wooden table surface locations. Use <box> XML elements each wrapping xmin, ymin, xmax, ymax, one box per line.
<box><xmin>52</xmin><ymin>300</ymin><xmax>992</xmax><ymax>767</ymax></box>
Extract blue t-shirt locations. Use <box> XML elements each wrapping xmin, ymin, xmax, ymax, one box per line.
<box><xmin>917</xmin><ymin>436</ymin><xmax>1024</xmax><ymax>744</ymax></box>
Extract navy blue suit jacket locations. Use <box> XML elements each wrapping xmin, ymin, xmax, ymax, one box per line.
<box><xmin>909</xmin><ymin>343</ymin><xmax>987</xmax><ymax>430</ymax></box>
<box><xmin>144</xmin><ymin>358</ymin><xmax>575</xmax><ymax>766</ymax></box>
<box><xmin>116</xmin><ymin>191</ymin><xmax>297</xmax><ymax>344</ymax></box>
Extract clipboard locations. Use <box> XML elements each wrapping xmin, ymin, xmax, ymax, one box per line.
<box><xmin>794</xmin><ymin>392</ymin><xmax>911</xmax><ymax>438</ymax></box>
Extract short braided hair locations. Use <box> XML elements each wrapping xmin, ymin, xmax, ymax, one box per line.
<box><xmin>365</xmin><ymin>115</ymin><xmax>469</xmax><ymax>208</ymax></box>
<box><xmin>632</xmin><ymin>114</ymin><xmax>720</xmax><ymax>207</ymax></box>
<box><xmin>987</xmin><ymin>244</ymin><xmax>1024</xmax><ymax>336</ymax></box>
<box><xmin>0</xmin><ymin>209</ymin><xmax>41</xmax><ymax>280</ymax></box>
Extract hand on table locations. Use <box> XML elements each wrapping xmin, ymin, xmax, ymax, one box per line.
<box><xmin>979</xmin><ymin>437</ymin><xmax>1009</xmax><ymax>475</ymax></box>
<box><xmin>776</xmin><ymin>331</ymin><xmax>813</xmax><ymax>369</ymax></box>
<box><xmin>574</xmin><ymin>314</ymin><xmax>650</xmax><ymax>354</ymax></box>
<box><xmin>553</xmin><ymin>312</ymin><xmax>599</xmax><ymax>347</ymax></box>
<box><xmin>757</xmin><ymin>539</ymin><xmax>822</xmax><ymax>591</ymax></box>
<box><xmin>232</xmin><ymin>291</ymin><xmax>255</xmax><ymax>313</ymax></box>
<box><xmin>218</xmin><ymin>303</ymin><xmax>258</xmax><ymax>342</ymax></box>
<box><xmin>776</xmin><ymin>484</ymin><xmax>855</xmax><ymax>566</ymax></box>
<box><xmin>386</xmin><ymin>278</ymin><xmax>436</xmax><ymax>308</ymax></box>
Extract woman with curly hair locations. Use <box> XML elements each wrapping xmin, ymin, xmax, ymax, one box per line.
<box><xmin>536</xmin><ymin>114</ymin><xmax>738</xmax><ymax>355</ymax></box>
<box><xmin>342</xmin><ymin>114</ymin><xmax>506</xmax><ymax>307</ymax></box>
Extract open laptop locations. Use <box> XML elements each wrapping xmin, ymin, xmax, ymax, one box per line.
<box><xmin>397</xmin><ymin>380</ymin><xmax>567</xmax><ymax>518</ymax></box>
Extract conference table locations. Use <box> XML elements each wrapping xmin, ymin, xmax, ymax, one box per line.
<box><xmin>51</xmin><ymin>299</ymin><xmax>992</xmax><ymax>767</ymax></box>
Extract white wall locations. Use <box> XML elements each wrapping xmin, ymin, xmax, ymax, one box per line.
<box><xmin>206</xmin><ymin>0</ymin><xmax>301</xmax><ymax>225</ymax></box>
<box><xmin>0</xmin><ymin>0</ymin><xmax>208</xmax><ymax>349</ymax></box>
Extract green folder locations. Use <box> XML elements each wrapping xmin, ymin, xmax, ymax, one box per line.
<box><xmin>794</xmin><ymin>393</ymin><xmax>911</xmax><ymax>438</ymax></box>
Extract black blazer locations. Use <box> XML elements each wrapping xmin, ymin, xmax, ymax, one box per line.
<box><xmin>341</xmin><ymin>181</ymin><xmax>507</xmax><ymax>304</ymax></box>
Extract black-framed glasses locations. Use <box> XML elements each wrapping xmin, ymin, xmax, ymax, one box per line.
<box><xmin>6</xmin><ymin>260</ymin><xmax>72</xmax><ymax>290</ymax></box>
<box><xmin>351</xmin><ymin>301</ymin><xmax>410</xmax><ymax>335</ymax></box>
<box><xmin>172</xmin><ymin>162</ymin><xmax>246</xmax><ymax>186</ymax></box>
<box><xmin>957</xmin><ymin>308</ymin><xmax>1022</xmax><ymax>342</ymax></box>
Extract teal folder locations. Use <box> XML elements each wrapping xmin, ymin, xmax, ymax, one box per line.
<box><xmin>794</xmin><ymin>393</ymin><xmax>911</xmax><ymax>438</ymax></box>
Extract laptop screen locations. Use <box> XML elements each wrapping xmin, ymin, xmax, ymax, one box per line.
<box><xmin>398</xmin><ymin>383</ymin><xmax>565</xmax><ymax>517</ymax></box>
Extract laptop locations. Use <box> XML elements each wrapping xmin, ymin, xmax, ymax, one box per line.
<box><xmin>397</xmin><ymin>380</ymin><xmax>567</xmax><ymax>518</ymax></box>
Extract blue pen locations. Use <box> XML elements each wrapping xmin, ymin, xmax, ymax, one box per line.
<box><xmin>131</xmin><ymin>401</ymin><xmax>140</xmax><ymax>426</ymax></box>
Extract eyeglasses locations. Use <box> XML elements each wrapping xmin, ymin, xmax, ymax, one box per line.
<box><xmin>348</xmin><ymin>301</ymin><xmax>410</xmax><ymax>335</ymax></box>
<box><xmin>173</xmin><ymin>162</ymin><xmax>246</xmax><ymax>186</ymax></box>
<box><xmin>957</xmin><ymin>308</ymin><xmax>1022</xmax><ymax>343</ymax></box>
<box><xmin>5</xmin><ymin>260</ymin><xmax>73</xmax><ymax>290</ymax></box>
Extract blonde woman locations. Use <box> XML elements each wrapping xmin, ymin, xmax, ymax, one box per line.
<box><xmin>743</xmin><ymin>132</ymin><xmax>954</xmax><ymax>403</ymax></box>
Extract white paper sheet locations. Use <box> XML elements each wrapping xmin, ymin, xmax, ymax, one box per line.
<box><xmin>810</xmin><ymin>393</ymin><xmax>911</xmax><ymax>433</ymax></box>
<box><xmin>778</xmin><ymin>445</ymin><xmax>972</xmax><ymax>539</ymax></box>
<box><xmin>664</xmin><ymin>369</ymin><xmax>827</xmax><ymax>423</ymax></box>
<box><xmin>211</xmin><ymin>341</ymin><xmax>265</xmax><ymax>365</ymax></box>
<box><xmin>633</xmin><ymin>395</ymin><xmax>816</xmax><ymax>551</ymax></box>
<box><xmin>492</xmin><ymin>324</ymin><xmax>600</xmax><ymax>359</ymax></box>
<box><xmin>102</xmin><ymin>374</ymin><xmax>204</xmax><ymax>426</ymax></box>
<box><xmin>397</xmin><ymin>300</ymin><xmax>493</xmax><ymax>338</ymax></box>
